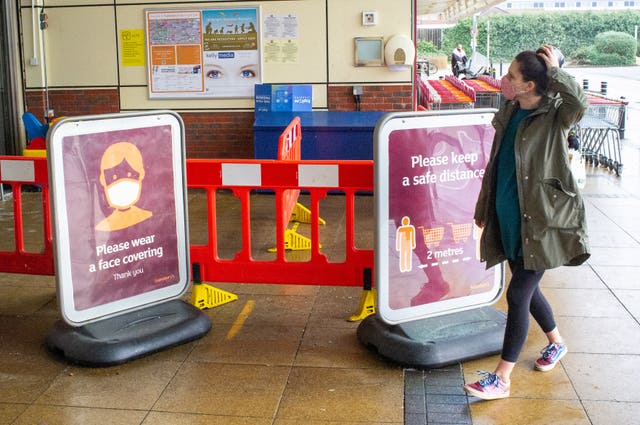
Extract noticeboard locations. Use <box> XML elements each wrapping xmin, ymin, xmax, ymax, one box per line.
<box><xmin>48</xmin><ymin>111</ymin><xmax>189</xmax><ymax>326</ymax></box>
<box><xmin>146</xmin><ymin>6</ymin><xmax>261</xmax><ymax>99</ymax></box>
<box><xmin>375</xmin><ymin>110</ymin><xmax>503</xmax><ymax>325</ymax></box>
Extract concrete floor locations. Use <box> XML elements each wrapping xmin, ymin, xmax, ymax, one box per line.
<box><xmin>0</xmin><ymin>74</ymin><xmax>639</xmax><ymax>423</ymax></box>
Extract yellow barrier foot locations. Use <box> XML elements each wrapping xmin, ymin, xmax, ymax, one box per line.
<box><xmin>191</xmin><ymin>283</ymin><xmax>238</xmax><ymax>310</ymax></box>
<box><xmin>267</xmin><ymin>222</ymin><xmax>322</xmax><ymax>252</ymax></box>
<box><xmin>291</xmin><ymin>202</ymin><xmax>326</xmax><ymax>225</ymax></box>
<box><xmin>348</xmin><ymin>288</ymin><xmax>376</xmax><ymax>322</ymax></box>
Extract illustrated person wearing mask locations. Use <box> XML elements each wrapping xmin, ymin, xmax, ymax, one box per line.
<box><xmin>451</xmin><ymin>44</ymin><xmax>467</xmax><ymax>77</ymax></box>
<box><xmin>463</xmin><ymin>45</ymin><xmax>589</xmax><ymax>400</ymax></box>
<box><xmin>96</xmin><ymin>142</ymin><xmax>152</xmax><ymax>232</ymax></box>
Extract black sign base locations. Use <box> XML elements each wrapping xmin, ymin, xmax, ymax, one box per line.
<box><xmin>46</xmin><ymin>299</ymin><xmax>211</xmax><ymax>367</ymax></box>
<box><xmin>357</xmin><ymin>307</ymin><xmax>506</xmax><ymax>369</ymax></box>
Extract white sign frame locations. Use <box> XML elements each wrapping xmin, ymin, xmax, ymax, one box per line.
<box><xmin>48</xmin><ymin>111</ymin><xmax>189</xmax><ymax>326</ymax></box>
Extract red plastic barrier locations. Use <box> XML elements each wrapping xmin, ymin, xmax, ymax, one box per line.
<box><xmin>278</xmin><ymin>117</ymin><xmax>302</xmax><ymax>239</ymax></box>
<box><xmin>1</xmin><ymin>155</ymin><xmax>374</xmax><ymax>287</ymax></box>
<box><xmin>0</xmin><ymin>156</ymin><xmax>54</xmax><ymax>275</ymax></box>
<box><xmin>187</xmin><ymin>159</ymin><xmax>374</xmax><ymax>286</ymax></box>
<box><xmin>278</xmin><ymin>117</ymin><xmax>301</xmax><ymax>161</ymax></box>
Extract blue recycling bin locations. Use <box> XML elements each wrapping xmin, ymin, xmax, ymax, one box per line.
<box><xmin>253</xmin><ymin>111</ymin><xmax>385</xmax><ymax>160</ymax></box>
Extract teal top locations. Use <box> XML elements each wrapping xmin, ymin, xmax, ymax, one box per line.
<box><xmin>495</xmin><ymin>108</ymin><xmax>534</xmax><ymax>261</ymax></box>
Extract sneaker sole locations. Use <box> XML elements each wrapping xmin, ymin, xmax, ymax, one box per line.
<box><xmin>463</xmin><ymin>384</ymin><xmax>510</xmax><ymax>400</ymax></box>
<box><xmin>534</xmin><ymin>346</ymin><xmax>568</xmax><ymax>372</ymax></box>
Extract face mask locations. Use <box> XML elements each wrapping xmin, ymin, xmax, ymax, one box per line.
<box><xmin>106</xmin><ymin>179</ymin><xmax>141</xmax><ymax>209</ymax></box>
<box><xmin>501</xmin><ymin>75</ymin><xmax>527</xmax><ymax>100</ymax></box>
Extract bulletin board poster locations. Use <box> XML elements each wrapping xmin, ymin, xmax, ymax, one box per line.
<box><xmin>146</xmin><ymin>7</ymin><xmax>261</xmax><ymax>99</ymax></box>
<box><xmin>374</xmin><ymin>111</ymin><xmax>503</xmax><ymax>325</ymax></box>
<box><xmin>48</xmin><ymin>112</ymin><xmax>189</xmax><ymax>326</ymax></box>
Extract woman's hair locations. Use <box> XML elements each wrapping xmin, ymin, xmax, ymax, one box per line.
<box><xmin>514</xmin><ymin>50</ymin><xmax>549</xmax><ymax>96</ymax></box>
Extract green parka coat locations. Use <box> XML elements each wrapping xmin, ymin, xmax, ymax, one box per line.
<box><xmin>474</xmin><ymin>66</ymin><xmax>590</xmax><ymax>271</ymax></box>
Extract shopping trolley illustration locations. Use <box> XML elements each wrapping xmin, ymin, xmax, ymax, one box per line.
<box><xmin>418</xmin><ymin>226</ymin><xmax>444</xmax><ymax>249</ymax></box>
<box><xmin>449</xmin><ymin>222</ymin><xmax>473</xmax><ymax>244</ymax></box>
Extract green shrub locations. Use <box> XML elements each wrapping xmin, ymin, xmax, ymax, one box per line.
<box><xmin>442</xmin><ymin>18</ymin><xmax>473</xmax><ymax>57</ymax></box>
<box><xmin>572</xmin><ymin>45</ymin><xmax>596</xmax><ymax>65</ymax></box>
<box><xmin>442</xmin><ymin>11</ymin><xmax>640</xmax><ymax>64</ymax></box>
<box><xmin>589</xmin><ymin>52</ymin><xmax>632</xmax><ymax>66</ymax></box>
<box><xmin>416</xmin><ymin>40</ymin><xmax>443</xmax><ymax>58</ymax></box>
<box><xmin>594</xmin><ymin>31</ymin><xmax>636</xmax><ymax>60</ymax></box>
<box><xmin>572</xmin><ymin>32</ymin><xmax>636</xmax><ymax>65</ymax></box>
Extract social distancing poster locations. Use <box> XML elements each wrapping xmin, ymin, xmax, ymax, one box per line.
<box><xmin>375</xmin><ymin>111</ymin><xmax>503</xmax><ymax>324</ymax></box>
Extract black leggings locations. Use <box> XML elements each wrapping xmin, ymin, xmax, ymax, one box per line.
<box><xmin>501</xmin><ymin>258</ymin><xmax>556</xmax><ymax>363</ymax></box>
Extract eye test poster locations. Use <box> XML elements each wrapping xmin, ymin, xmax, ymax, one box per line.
<box><xmin>61</xmin><ymin>125</ymin><xmax>180</xmax><ymax>310</ymax></box>
<box><xmin>146</xmin><ymin>7</ymin><xmax>261</xmax><ymax>99</ymax></box>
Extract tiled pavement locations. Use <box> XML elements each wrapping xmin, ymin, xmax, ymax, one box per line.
<box><xmin>0</xmin><ymin>67</ymin><xmax>639</xmax><ymax>424</ymax></box>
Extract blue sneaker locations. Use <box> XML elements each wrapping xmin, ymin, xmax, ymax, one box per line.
<box><xmin>534</xmin><ymin>342</ymin><xmax>567</xmax><ymax>372</ymax></box>
<box><xmin>463</xmin><ymin>370</ymin><xmax>510</xmax><ymax>400</ymax></box>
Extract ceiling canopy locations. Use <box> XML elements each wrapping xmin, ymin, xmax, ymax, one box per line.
<box><xmin>418</xmin><ymin>0</ymin><xmax>505</xmax><ymax>22</ymax></box>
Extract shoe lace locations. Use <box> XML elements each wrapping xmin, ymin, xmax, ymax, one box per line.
<box><xmin>476</xmin><ymin>370</ymin><xmax>501</xmax><ymax>388</ymax></box>
<box><xmin>540</xmin><ymin>343</ymin><xmax>559</xmax><ymax>360</ymax></box>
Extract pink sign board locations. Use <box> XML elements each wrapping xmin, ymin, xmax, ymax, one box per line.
<box><xmin>375</xmin><ymin>111</ymin><xmax>503</xmax><ymax>324</ymax></box>
<box><xmin>48</xmin><ymin>112</ymin><xmax>189</xmax><ymax>326</ymax></box>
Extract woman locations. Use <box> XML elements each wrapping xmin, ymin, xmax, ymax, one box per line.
<box><xmin>463</xmin><ymin>45</ymin><xmax>590</xmax><ymax>400</ymax></box>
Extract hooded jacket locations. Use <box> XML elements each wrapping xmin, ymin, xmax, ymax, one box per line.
<box><xmin>474</xmin><ymin>66</ymin><xmax>590</xmax><ymax>271</ymax></box>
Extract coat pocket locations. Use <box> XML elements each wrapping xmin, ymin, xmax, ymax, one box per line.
<box><xmin>540</xmin><ymin>178</ymin><xmax>580</xmax><ymax>229</ymax></box>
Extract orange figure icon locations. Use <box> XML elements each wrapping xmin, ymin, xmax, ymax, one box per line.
<box><xmin>396</xmin><ymin>216</ymin><xmax>416</xmax><ymax>272</ymax></box>
<box><xmin>96</xmin><ymin>142</ymin><xmax>152</xmax><ymax>231</ymax></box>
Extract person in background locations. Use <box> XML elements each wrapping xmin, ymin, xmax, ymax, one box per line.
<box><xmin>451</xmin><ymin>44</ymin><xmax>467</xmax><ymax>77</ymax></box>
<box><xmin>463</xmin><ymin>45</ymin><xmax>589</xmax><ymax>400</ymax></box>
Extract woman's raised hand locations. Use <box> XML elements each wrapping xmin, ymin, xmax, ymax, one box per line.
<box><xmin>537</xmin><ymin>45</ymin><xmax>560</xmax><ymax>69</ymax></box>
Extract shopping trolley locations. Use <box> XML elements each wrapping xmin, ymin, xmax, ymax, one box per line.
<box><xmin>464</xmin><ymin>77</ymin><xmax>502</xmax><ymax>109</ymax></box>
<box><xmin>424</xmin><ymin>78</ymin><xmax>474</xmax><ymax>110</ymax></box>
<box><xmin>578</xmin><ymin>116</ymin><xmax>622</xmax><ymax>175</ymax></box>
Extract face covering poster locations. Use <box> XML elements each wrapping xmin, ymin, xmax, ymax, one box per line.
<box><xmin>62</xmin><ymin>126</ymin><xmax>179</xmax><ymax>311</ymax></box>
